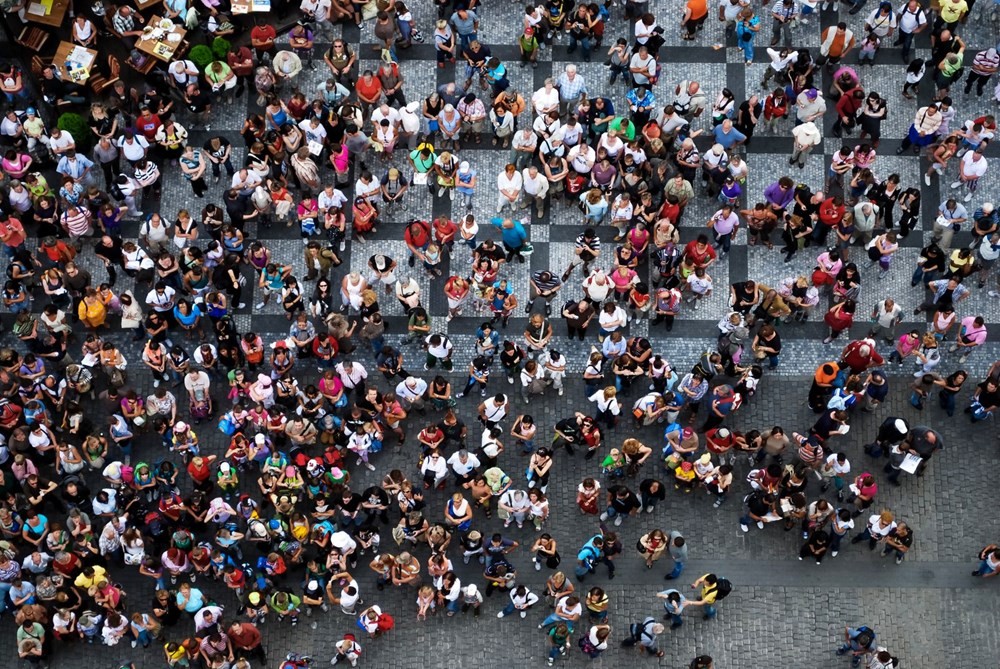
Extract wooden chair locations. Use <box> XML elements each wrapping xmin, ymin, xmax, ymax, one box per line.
<box><xmin>15</xmin><ymin>26</ymin><xmax>49</xmax><ymax>52</ymax></box>
<box><xmin>30</xmin><ymin>55</ymin><xmax>51</xmax><ymax>79</ymax></box>
<box><xmin>89</xmin><ymin>54</ymin><xmax>121</xmax><ymax>95</ymax></box>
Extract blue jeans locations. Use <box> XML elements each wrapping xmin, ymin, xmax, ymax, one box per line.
<box><xmin>574</xmin><ymin>560</ymin><xmax>594</xmax><ymax>580</ymax></box>
<box><xmin>974</xmin><ymin>558</ymin><xmax>997</xmax><ymax>576</ymax></box>
<box><xmin>568</xmin><ymin>35</ymin><xmax>592</xmax><ymax>57</ymax></box>
<box><xmin>739</xmin><ymin>40</ymin><xmax>754</xmax><ymax>62</ymax></box>
<box><xmin>911</xmin><ymin>266</ymin><xmax>937</xmax><ymax>286</ymax></box>
<box><xmin>447</xmin><ymin>598</ymin><xmax>460</xmax><ymax>614</ymax></box>
<box><xmin>540</xmin><ymin>613</ymin><xmax>570</xmax><ymax>628</ymax></box>
<box><xmin>703</xmin><ymin>604</ymin><xmax>716</xmax><ymax>618</ymax></box>
<box><xmin>766</xmin><ymin>353</ymin><xmax>780</xmax><ymax>369</ymax></box>
<box><xmin>663</xmin><ymin>607</ymin><xmax>683</xmax><ymax>626</ymax></box>
<box><xmin>667</xmin><ymin>560</ymin><xmax>684</xmax><ymax>579</ymax></box>
<box><xmin>518</xmin><ymin>438</ymin><xmax>535</xmax><ymax>453</ymax></box>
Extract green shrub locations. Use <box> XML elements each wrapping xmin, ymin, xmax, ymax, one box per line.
<box><xmin>56</xmin><ymin>112</ymin><xmax>92</xmax><ymax>152</ymax></box>
<box><xmin>189</xmin><ymin>44</ymin><xmax>214</xmax><ymax>71</ymax></box>
<box><xmin>211</xmin><ymin>36</ymin><xmax>232</xmax><ymax>62</ymax></box>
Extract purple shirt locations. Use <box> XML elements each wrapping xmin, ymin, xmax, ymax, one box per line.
<box><xmin>764</xmin><ymin>182</ymin><xmax>794</xmax><ymax>209</ymax></box>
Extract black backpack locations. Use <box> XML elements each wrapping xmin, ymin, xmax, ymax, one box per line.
<box><xmin>713</xmin><ymin>577</ymin><xmax>732</xmax><ymax>600</ymax></box>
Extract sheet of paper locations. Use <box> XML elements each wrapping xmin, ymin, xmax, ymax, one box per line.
<box><xmin>412</xmin><ymin>172</ymin><xmax>428</xmax><ymax>185</ymax></box>
<box><xmin>900</xmin><ymin>453</ymin><xmax>922</xmax><ymax>474</ymax></box>
<box><xmin>27</xmin><ymin>2</ymin><xmax>45</xmax><ymax>14</ymax></box>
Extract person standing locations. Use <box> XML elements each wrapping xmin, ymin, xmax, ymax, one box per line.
<box><xmin>688</xmin><ymin>573</ymin><xmax>730</xmax><ymax>620</ymax></box>
<box><xmin>663</xmin><ymin>530</ymin><xmax>688</xmax><ymax>580</ymax></box>
<box><xmin>790</xmin><ymin>121</ymin><xmax>822</xmax><ymax>168</ymax></box>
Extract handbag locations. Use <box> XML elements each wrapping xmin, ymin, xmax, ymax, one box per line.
<box><xmin>635</xmin><ymin>538</ymin><xmax>648</xmax><ymax>553</ymax></box>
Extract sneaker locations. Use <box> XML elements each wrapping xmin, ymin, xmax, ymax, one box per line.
<box><xmin>713</xmin><ymin>498</ymin><xmax>723</xmax><ymax>508</ymax></box>
<box><xmin>534</xmin><ymin>559</ymin><xmax>541</xmax><ymax>571</ymax></box>
<box><xmin>816</xmin><ymin>560</ymin><xmax>822</xmax><ymax>565</ymax></box>
<box><xmin>238</xmin><ymin>303</ymin><xmax>247</xmax><ymax>309</ymax></box>
<box><xmin>645</xmin><ymin>505</ymin><xmax>654</xmax><ymax>513</ymax></box>
<box><xmin>507</xmin><ymin>376</ymin><xmax>514</xmax><ymax>385</ymax></box>
<box><xmin>740</xmin><ymin>523</ymin><xmax>749</xmax><ymax>532</ymax></box>
<box><xmin>456</xmin><ymin>392</ymin><xmax>465</xmax><ymax>399</ymax></box>
<box><xmin>989</xmin><ymin>291</ymin><xmax>1000</xmax><ymax>298</ymax></box>
<box><xmin>964</xmin><ymin>192</ymin><xmax>974</xmax><ymax>202</ymax></box>
<box><xmin>497</xmin><ymin>611</ymin><xmax>505</xmax><ymax>618</ymax></box>
<box><xmin>802</xmin><ymin>531</ymin><xmax>809</xmax><ymax>539</ymax></box>
<box><xmin>558</xmin><ymin>388</ymin><xmax>564</xmax><ymax>396</ymax></box>
<box><xmin>924</xmin><ymin>174</ymin><xmax>932</xmax><ymax>186</ymax></box>
<box><xmin>959</xmin><ymin>355</ymin><xmax>968</xmax><ymax>364</ymax></box>
<box><xmin>520</xmin><ymin>611</ymin><xmax>527</xmax><ymax>618</ymax></box>
<box><xmin>438</xmin><ymin>187</ymin><xmax>446</xmax><ymax>196</ymax></box>
<box><xmin>831</xmin><ymin>551</ymin><xmax>838</xmax><ymax>557</ymax></box>
<box><xmin>950</xmin><ymin>181</ymin><xmax>962</xmax><ymax>189</ymax></box>
<box><xmin>547</xmin><ymin>659</ymin><xmax>555</xmax><ymax>666</ymax></box>
<box><xmin>365</xmin><ymin>462</ymin><xmax>375</xmax><ymax>471</ymax></box>
<box><xmin>479</xmin><ymin>555</ymin><xmax>485</xmax><ymax>564</ymax></box>
<box><xmin>255</xmin><ymin>302</ymin><xmax>266</xmax><ymax>309</ymax></box>
<box><xmin>463</xmin><ymin>554</ymin><xmax>471</xmax><ymax>564</ymax></box>
<box><xmin>311</xmin><ymin>621</ymin><xmax>318</xmax><ymax>629</ymax></box>
<box><xmin>798</xmin><ymin>556</ymin><xmax>803</xmax><ymax>561</ymax></box>
<box><xmin>613</xmin><ymin>515</ymin><xmax>623</xmax><ymax>526</ymax></box>
<box><xmin>132</xmin><ymin>641</ymin><xmax>138</xmax><ymax>649</ymax></box>
<box><xmin>949</xmin><ymin>344</ymin><xmax>958</xmax><ymax>353</ymax></box>
<box><xmin>356</xmin><ymin>457</ymin><xmax>363</xmax><ymax>466</ymax></box>
<box><xmin>756</xmin><ymin>521</ymin><xmax>765</xmax><ymax>529</ymax></box>
<box><xmin>599</xmin><ymin>512</ymin><xmax>609</xmax><ymax>521</ymax></box>
<box><xmin>481</xmin><ymin>389</ymin><xmax>487</xmax><ymax>397</ymax></box>
<box><xmin>153</xmin><ymin>379</ymin><xmax>160</xmax><ymax>388</ymax></box>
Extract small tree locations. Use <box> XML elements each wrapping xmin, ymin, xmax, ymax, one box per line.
<box><xmin>211</xmin><ymin>36</ymin><xmax>231</xmax><ymax>62</ymax></box>
<box><xmin>57</xmin><ymin>112</ymin><xmax>92</xmax><ymax>152</ymax></box>
<box><xmin>189</xmin><ymin>44</ymin><xmax>214</xmax><ymax>71</ymax></box>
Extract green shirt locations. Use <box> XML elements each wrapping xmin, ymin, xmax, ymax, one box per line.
<box><xmin>519</xmin><ymin>35</ymin><xmax>539</xmax><ymax>53</ymax></box>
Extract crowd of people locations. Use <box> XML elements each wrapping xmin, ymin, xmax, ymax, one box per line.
<box><xmin>0</xmin><ymin>0</ymin><xmax>998</xmax><ymax>666</ymax></box>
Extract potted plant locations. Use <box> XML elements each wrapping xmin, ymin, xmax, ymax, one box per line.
<box><xmin>56</xmin><ymin>112</ymin><xmax>92</xmax><ymax>152</ymax></box>
<box><xmin>189</xmin><ymin>44</ymin><xmax>214</xmax><ymax>71</ymax></box>
<box><xmin>211</xmin><ymin>36</ymin><xmax>231</xmax><ymax>62</ymax></box>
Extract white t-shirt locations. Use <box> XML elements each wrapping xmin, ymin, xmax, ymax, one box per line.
<box><xmin>961</xmin><ymin>152</ymin><xmax>988</xmax><ymax>179</ymax></box>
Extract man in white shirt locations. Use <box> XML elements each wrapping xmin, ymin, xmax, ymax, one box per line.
<box><xmin>116</xmin><ymin>129</ymin><xmax>149</xmax><ymax>164</ymax></box>
<box><xmin>628</xmin><ymin>44</ymin><xmax>656</xmax><ymax>86</ymax></box>
<box><xmin>231</xmin><ymin>168</ymin><xmax>262</xmax><ymax>197</ymax></box>
<box><xmin>520</xmin><ymin>166</ymin><xmax>549</xmax><ymax>217</ymax></box>
<box><xmin>318</xmin><ymin>184</ymin><xmax>348</xmax><ymax>214</ymax></box>
<box><xmin>447</xmin><ymin>449</ymin><xmax>481</xmax><ymax>485</ymax></box>
<box><xmin>496</xmin><ymin>163</ymin><xmax>523</xmax><ymax>213</ymax></box>
<box><xmin>498</xmin><ymin>489</ymin><xmax>531</xmax><ymax>527</ymax></box>
<box><xmin>168</xmin><ymin>60</ymin><xmax>199</xmax><ymax>90</ymax></box>
<box><xmin>790</xmin><ymin>121</ymin><xmax>822</xmax><ymax>167</ymax></box>
<box><xmin>952</xmin><ymin>148</ymin><xmax>988</xmax><ymax>202</ymax></box>
<box><xmin>894</xmin><ymin>0</ymin><xmax>927</xmax><ymax>62</ymax></box>
<box><xmin>761</xmin><ymin>48</ymin><xmax>799</xmax><ymax>89</ymax></box>
<box><xmin>145</xmin><ymin>282</ymin><xmax>177</xmax><ymax>319</ymax></box>
<box><xmin>300</xmin><ymin>0</ymin><xmax>334</xmax><ymax>39</ymax></box>
<box><xmin>510</xmin><ymin>127</ymin><xmax>538</xmax><ymax>171</ymax></box>
<box><xmin>424</xmin><ymin>334</ymin><xmax>454</xmax><ymax>371</ymax></box>
<box><xmin>335</xmin><ymin>361</ymin><xmax>368</xmax><ymax>396</ymax></box>
<box><xmin>568</xmin><ymin>143</ymin><xmax>596</xmax><ymax>174</ymax></box>
<box><xmin>478</xmin><ymin>393</ymin><xmax>509</xmax><ymax>427</ymax></box>
<box><xmin>48</xmin><ymin>128</ymin><xmax>76</xmax><ymax>157</ymax></box>
<box><xmin>395</xmin><ymin>376</ymin><xmax>428</xmax><ymax>412</ymax></box>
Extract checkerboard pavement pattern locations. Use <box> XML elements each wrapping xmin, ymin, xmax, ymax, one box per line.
<box><xmin>6</xmin><ymin>0</ymin><xmax>1000</xmax><ymax>667</ymax></box>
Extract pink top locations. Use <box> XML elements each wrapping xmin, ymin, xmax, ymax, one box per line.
<box><xmin>610</xmin><ymin>268</ymin><xmax>638</xmax><ymax>292</ymax></box>
<box><xmin>959</xmin><ymin>316</ymin><xmax>988</xmax><ymax>345</ymax></box>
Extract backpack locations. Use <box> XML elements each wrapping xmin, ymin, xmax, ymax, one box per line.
<box><xmin>376</xmin><ymin>612</ymin><xmax>394</xmax><ymax>632</ymax></box>
<box><xmin>713</xmin><ymin>577</ymin><xmax>732</xmax><ymax>600</ymax></box>
<box><xmin>144</xmin><ymin>510</ymin><xmax>167</xmax><ymax>537</ymax></box>
<box><xmin>855</xmin><ymin>626</ymin><xmax>875</xmax><ymax>647</ymax></box>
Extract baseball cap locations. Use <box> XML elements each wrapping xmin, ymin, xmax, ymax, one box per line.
<box><xmin>805</xmin><ymin>88</ymin><xmax>818</xmax><ymax>99</ymax></box>
<box><xmin>25</xmin><ymin>107</ymin><xmax>36</xmax><ymax>115</ymax></box>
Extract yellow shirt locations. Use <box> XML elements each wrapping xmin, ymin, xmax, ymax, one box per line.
<box><xmin>940</xmin><ymin>0</ymin><xmax>967</xmax><ymax>22</ymax></box>
<box><xmin>73</xmin><ymin>565</ymin><xmax>107</xmax><ymax>589</ymax></box>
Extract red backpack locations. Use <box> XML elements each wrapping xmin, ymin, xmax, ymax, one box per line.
<box><xmin>376</xmin><ymin>612</ymin><xmax>395</xmax><ymax>632</ymax></box>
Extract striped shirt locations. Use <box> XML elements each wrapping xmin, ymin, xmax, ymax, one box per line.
<box><xmin>971</xmin><ymin>49</ymin><xmax>1000</xmax><ymax>76</ymax></box>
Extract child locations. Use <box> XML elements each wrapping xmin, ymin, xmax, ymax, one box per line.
<box><xmin>423</xmin><ymin>241</ymin><xmax>444</xmax><ymax>277</ymax></box>
<box><xmin>857</xmin><ymin>32</ymin><xmax>880</xmax><ymax>65</ymax></box>
<box><xmin>416</xmin><ymin>584</ymin><xmax>436</xmax><ymax>620</ymax></box>
<box><xmin>902</xmin><ymin>58</ymin><xmax>925</xmax><ymax>99</ymax></box>
<box><xmin>909</xmin><ymin>373</ymin><xmax>939</xmax><ymax>409</ymax></box>
<box><xmin>600</xmin><ymin>448</ymin><xmax>625</xmax><ymax>478</ymax></box>
<box><xmin>674</xmin><ymin>460</ymin><xmax>697</xmax><ymax>491</ymax></box>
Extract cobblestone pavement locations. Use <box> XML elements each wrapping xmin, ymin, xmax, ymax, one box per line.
<box><xmin>5</xmin><ymin>0</ymin><xmax>1000</xmax><ymax>667</ymax></box>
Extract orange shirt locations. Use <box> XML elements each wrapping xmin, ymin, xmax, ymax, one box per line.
<box><xmin>687</xmin><ymin>0</ymin><xmax>708</xmax><ymax>19</ymax></box>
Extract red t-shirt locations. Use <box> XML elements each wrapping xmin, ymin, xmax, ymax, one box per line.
<box><xmin>404</xmin><ymin>221</ymin><xmax>431</xmax><ymax>248</ymax></box>
<box><xmin>683</xmin><ymin>240</ymin><xmax>717</xmax><ymax>266</ymax></box>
